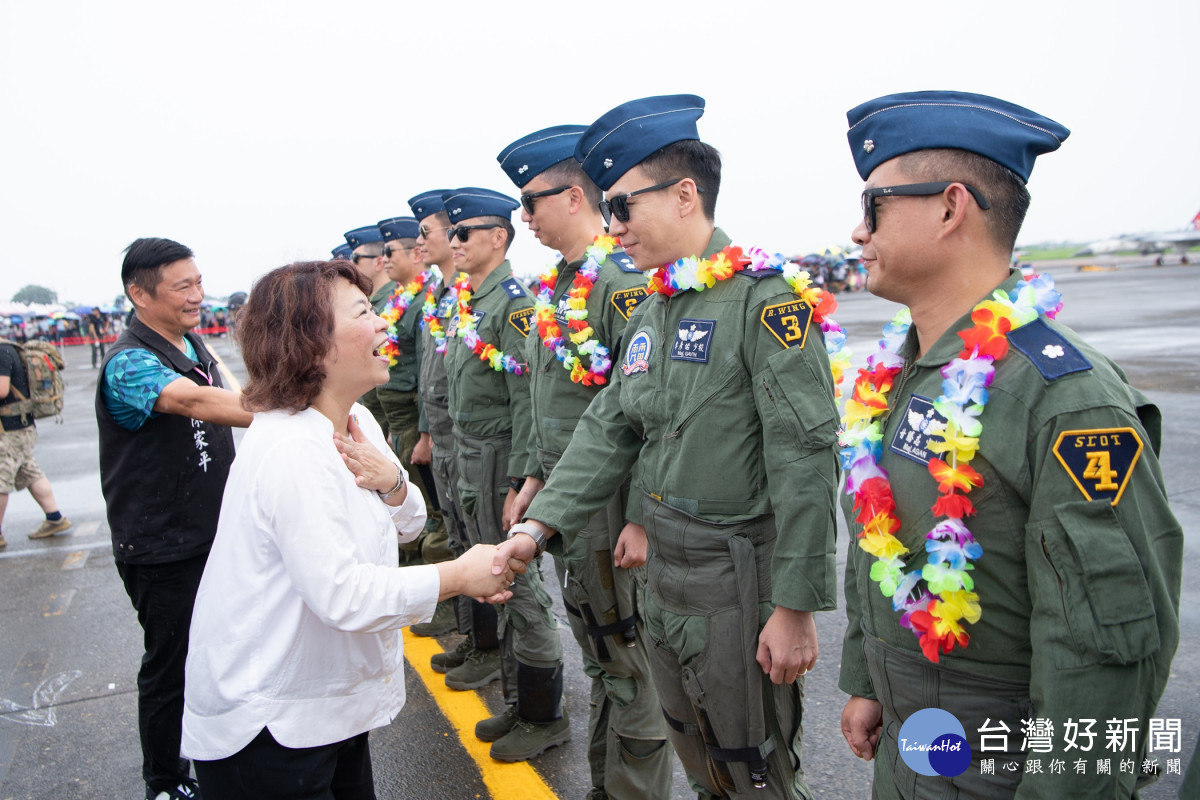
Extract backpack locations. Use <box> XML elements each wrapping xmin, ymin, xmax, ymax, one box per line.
<box><xmin>0</xmin><ymin>338</ymin><xmax>66</xmax><ymax>423</ymax></box>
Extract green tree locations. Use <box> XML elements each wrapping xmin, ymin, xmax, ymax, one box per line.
<box><xmin>12</xmin><ymin>284</ymin><xmax>57</xmax><ymax>304</ymax></box>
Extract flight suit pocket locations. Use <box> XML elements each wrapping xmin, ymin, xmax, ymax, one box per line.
<box><xmin>1035</xmin><ymin>499</ymin><xmax>1160</xmax><ymax>666</ymax></box>
<box><xmin>761</xmin><ymin>347</ymin><xmax>837</xmax><ymax>453</ymax></box>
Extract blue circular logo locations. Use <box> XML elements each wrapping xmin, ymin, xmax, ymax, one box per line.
<box><xmin>897</xmin><ymin>708</ymin><xmax>971</xmax><ymax>777</ymax></box>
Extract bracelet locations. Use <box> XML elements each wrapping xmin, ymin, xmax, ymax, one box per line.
<box><xmin>378</xmin><ymin>466</ymin><xmax>405</xmax><ymax>500</ymax></box>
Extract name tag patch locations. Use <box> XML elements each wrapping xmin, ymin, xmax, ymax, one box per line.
<box><xmin>671</xmin><ymin>318</ymin><xmax>715</xmax><ymax>363</ymax></box>
<box><xmin>1052</xmin><ymin>427</ymin><xmax>1143</xmax><ymax>505</ymax></box>
<box><xmin>611</xmin><ymin>287</ymin><xmax>648</xmax><ymax>321</ymax></box>
<box><xmin>436</xmin><ymin>294</ymin><xmax>456</xmax><ymax>318</ymax></box>
<box><xmin>888</xmin><ymin>394</ymin><xmax>949</xmax><ymax>466</ymax></box>
<box><xmin>509</xmin><ymin>308</ymin><xmax>534</xmax><ymax>337</ymax></box>
<box><xmin>622</xmin><ymin>330</ymin><xmax>653</xmax><ymax>375</ymax></box>
<box><xmin>761</xmin><ymin>299</ymin><xmax>812</xmax><ymax>349</ymax></box>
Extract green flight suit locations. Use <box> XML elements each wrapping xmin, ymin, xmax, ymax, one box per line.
<box><xmin>444</xmin><ymin>260</ymin><xmax>561</xmax><ymax>707</ymax></box>
<box><xmin>525</xmin><ymin>229</ymin><xmax>841</xmax><ymax>799</ymax></box>
<box><xmin>838</xmin><ymin>270</ymin><xmax>1183</xmax><ymax>799</ymax></box>
<box><xmin>526</xmin><ymin>248</ymin><xmax>672</xmax><ymax>798</ymax></box>
<box><xmin>358</xmin><ymin>281</ymin><xmax>395</xmax><ymax>435</ymax></box>
<box><xmin>375</xmin><ymin>275</ymin><xmax>450</xmax><ymax>566</ymax></box>
<box><xmin>417</xmin><ymin>276</ymin><xmax>472</xmax><ymax>634</ymax></box>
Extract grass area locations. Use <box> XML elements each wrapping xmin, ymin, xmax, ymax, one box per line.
<box><xmin>1019</xmin><ymin>244</ymin><xmax>1200</xmax><ymax>261</ymax></box>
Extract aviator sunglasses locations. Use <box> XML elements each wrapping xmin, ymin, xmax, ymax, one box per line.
<box><xmin>598</xmin><ymin>178</ymin><xmax>704</xmax><ymax>226</ymax></box>
<box><xmin>446</xmin><ymin>224</ymin><xmax>501</xmax><ymax>243</ymax></box>
<box><xmin>860</xmin><ymin>182</ymin><xmax>990</xmax><ymax>234</ymax></box>
<box><xmin>520</xmin><ymin>185</ymin><xmax>571</xmax><ymax>215</ymax></box>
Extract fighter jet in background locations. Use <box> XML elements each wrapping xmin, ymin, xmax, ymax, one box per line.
<box><xmin>1075</xmin><ymin>210</ymin><xmax>1200</xmax><ymax>263</ymax></box>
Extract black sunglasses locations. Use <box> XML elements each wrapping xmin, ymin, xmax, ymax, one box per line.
<box><xmin>351</xmin><ymin>253</ymin><xmax>379</xmax><ymax>264</ymax></box>
<box><xmin>446</xmin><ymin>223</ymin><xmax>501</xmax><ymax>243</ymax></box>
<box><xmin>860</xmin><ymin>182</ymin><xmax>990</xmax><ymax>233</ymax></box>
<box><xmin>520</xmin><ymin>185</ymin><xmax>571</xmax><ymax>215</ymax></box>
<box><xmin>599</xmin><ymin>178</ymin><xmax>703</xmax><ymax>226</ymax></box>
<box><xmin>383</xmin><ymin>244</ymin><xmax>415</xmax><ymax>257</ymax></box>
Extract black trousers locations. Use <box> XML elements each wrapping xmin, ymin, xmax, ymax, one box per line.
<box><xmin>116</xmin><ymin>553</ymin><xmax>208</xmax><ymax>794</ymax></box>
<box><xmin>194</xmin><ymin>727</ymin><xmax>375</xmax><ymax>800</ymax></box>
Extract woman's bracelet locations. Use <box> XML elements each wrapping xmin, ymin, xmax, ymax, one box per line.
<box><xmin>378</xmin><ymin>466</ymin><xmax>405</xmax><ymax>499</ymax></box>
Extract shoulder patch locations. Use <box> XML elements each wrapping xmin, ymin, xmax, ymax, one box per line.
<box><xmin>760</xmin><ymin>299</ymin><xmax>812</xmax><ymax>349</ymax></box>
<box><xmin>610</xmin><ymin>252</ymin><xmax>639</xmax><ymax>273</ymax></box>
<box><xmin>508</xmin><ymin>307</ymin><xmax>534</xmax><ymax>338</ymax></box>
<box><xmin>499</xmin><ymin>276</ymin><xmax>528</xmax><ymax>299</ymax></box>
<box><xmin>1052</xmin><ymin>427</ymin><xmax>1143</xmax><ymax>505</ymax></box>
<box><xmin>610</xmin><ymin>287</ymin><xmax>649</xmax><ymax>321</ymax></box>
<box><xmin>738</xmin><ymin>264</ymin><xmax>782</xmax><ymax>279</ymax></box>
<box><xmin>1007</xmin><ymin>318</ymin><xmax>1091</xmax><ymax>381</ymax></box>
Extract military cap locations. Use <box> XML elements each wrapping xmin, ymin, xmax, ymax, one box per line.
<box><xmin>407</xmin><ymin>190</ymin><xmax>449</xmax><ymax>222</ymax></box>
<box><xmin>575</xmin><ymin>94</ymin><xmax>705</xmax><ymax>191</ymax></box>
<box><xmin>331</xmin><ymin>243</ymin><xmax>354</xmax><ymax>260</ymax></box>
<box><xmin>441</xmin><ymin>187</ymin><xmax>520</xmax><ymax>225</ymax></box>
<box><xmin>846</xmin><ymin>90</ymin><xmax>1070</xmax><ymax>183</ymax></box>
<box><xmin>377</xmin><ymin>216</ymin><xmax>421</xmax><ymax>241</ymax></box>
<box><xmin>497</xmin><ymin>125</ymin><xmax>587</xmax><ymax>188</ymax></box>
<box><xmin>344</xmin><ymin>226</ymin><xmax>384</xmax><ymax>248</ymax></box>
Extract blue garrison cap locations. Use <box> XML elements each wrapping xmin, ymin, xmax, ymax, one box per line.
<box><xmin>407</xmin><ymin>190</ymin><xmax>449</xmax><ymax>222</ymax></box>
<box><xmin>344</xmin><ymin>226</ymin><xmax>384</xmax><ymax>248</ymax></box>
<box><xmin>575</xmin><ymin>94</ymin><xmax>705</xmax><ymax>191</ymax></box>
<box><xmin>497</xmin><ymin>125</ymin><xmax>587</xmax><ymax>188</ymax></box>
<box><xmin>377</xmin><ymin>216</ymin><xmax>420</xmax><ymax>241</ymax></box>
<box><xmin>441</xmin><ymin>188</ymin><xmax>520</xmax><ymax>225</ymax></box>
<box><xmin>846</xmin><ymin>91</ymin><xmax>1070</xmax><ymax>184</ymax></box>
<box><xmin>331</xmin><ymin>243</ymin><xmax>354</xmax><ymax>260</ymax></box>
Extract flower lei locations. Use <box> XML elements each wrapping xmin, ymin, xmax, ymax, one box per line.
<box><xmin>422</xmin><ymin>271</ymin><xmax>465</xmax><ymax>354</ymax></box>
<box><xmin>839</xmin><ymin>274</ymin><xmax>1063</xmax><ymax>662</ymax></box>
<box><xmin>378</xmin><ymin>270</ymin><xmax>434</xmax><ymax>366</ymax></box>
<box><xmin>454</xmin><ymin>276</ymin><xmax>526</xmax><ymax>375</ymax></box>
<box><xmin>645</xmin><ymin>245</ymin><xmax>850</xmax><ymax>396</ymax></box>
<box><xmin>533</xmin><ymin>234</ymin><xmax>618</xmax><ymax>386</ymax></box>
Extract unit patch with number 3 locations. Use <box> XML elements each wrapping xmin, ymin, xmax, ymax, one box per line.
<box><xmin>1052</xmin><ymin>427</ymin><xmax>1144</xmax><ymax>505</ymax></box>
<box><xmin>761</xmin><ymin>299</ymin><xmax>812</xmax><ymax>349</ymax></box>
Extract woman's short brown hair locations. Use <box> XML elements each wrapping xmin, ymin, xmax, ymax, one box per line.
<box><xmin>237</xmin><ymin>260</ymin><xmax>372</xmax><ymax>413</ymax></box>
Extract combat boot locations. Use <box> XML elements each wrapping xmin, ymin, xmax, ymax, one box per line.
<box><xmin>474</xmin><ymin>706</ymin><xmax>519</xmax><ymax>742</ymax></box>
<box><xmin>489</xmin><ymin>662</ymin><xmax>570</xmax><ymax>762</ymax></box>
<box><xmin>489</xmin><ymin>709</ymin><xmax>571</xmax><ymax>762</ymax></box>
<box><xmin>411</xmin><ymin>600</ymin><xmax>457</xmax><ymax>637</ymax></box>
<box><xmin>444</xmin><ymin>647</ymin><xmax>501</xmax><ymax>690</ymax></box>
<box><xmin>431</xmin><ymin>638</ymin><xmax>471</xmax><ymax>674</ymax></box>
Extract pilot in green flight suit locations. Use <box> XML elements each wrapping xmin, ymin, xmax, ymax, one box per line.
<box><xmin>836</xmin><ymin>91</ymin><xmax>1182</xmax><ymax>800</ymax></box>
<box><xmin>496</xmin><ymin>125</ymin><xmax>671</xmax><ymax>800</ymax></box>
<box><xmin>498</xmin><ymin>95</ymin><xmax>842</xmax><ymax>800</ymax></box>
<box><xmin>439</xmin><ymin>187</ymin><xmax>567</xmax><ymax>763</ymax></box>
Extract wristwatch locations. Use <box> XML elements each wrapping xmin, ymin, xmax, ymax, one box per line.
<box><xmin>507</xmin><ymin>521</ymin><xmax>549</xmax><ymax>558</ymax></box>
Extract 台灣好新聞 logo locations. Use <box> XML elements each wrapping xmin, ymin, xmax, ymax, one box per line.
<box><xmin>897</xmin><ymin>708</ymin><xmax>972</xmax><ymax>777</ymax></box>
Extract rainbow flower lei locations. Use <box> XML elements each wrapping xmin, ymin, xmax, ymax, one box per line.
<box><xmin>534</xmin><ymin>234</ymin><xmax>618</xmax><ymax>386</ymax></box>
<box><xmin>839</xmin><ymin>273</ymin><xmax>1062</xmax><ymax>662</ymax></box>
<box><xmin>422</xmin><ymin>272</ymin><xmax>466</xmax><ymax>354</ymax></box>
<box><xmin>454</xmin><ymin>276</ymin><xmax>526</xmax><ymax>375</ymax></box>
<box><xmin>645</xmin><ymin>245</ymin><xmax>850</xmax><ymax>395</ymax></box>
<box><xmin>378</xmin><ymin>270</ymin><xmax>434</xmax><ymax>366</ymax></box>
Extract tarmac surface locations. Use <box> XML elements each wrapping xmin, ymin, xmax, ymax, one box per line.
<box><xmin>0</xmin><ymin>257</ymin><xmax>1196</xmax><ymax>799</ymax></box>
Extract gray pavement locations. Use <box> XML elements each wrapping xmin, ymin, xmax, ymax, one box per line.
<box><xmin>1</xmin><ymin>259</ymin><xmax>1196</xmax><ymax>798</ymax></box>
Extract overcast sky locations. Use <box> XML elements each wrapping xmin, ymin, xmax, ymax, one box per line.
<box><xmin>2</xmin><ymin>0</ymin><xmax>1196</xmax><ymax>306</ymax></box>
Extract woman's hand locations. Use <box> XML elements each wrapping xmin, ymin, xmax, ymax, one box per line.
<box><xmin>437</xmin><ymin>544</ymin><xmax>515</xmax><ymax>603</ymax></box>
<box><xmin>335</xmin><ymin>414</ymin><xmax>405</xmax><ymax>499</ymax></box>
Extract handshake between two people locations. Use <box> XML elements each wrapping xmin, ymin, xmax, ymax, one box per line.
<box><xmin>489</xmin><ymin>518</ymin><xmax>650</xmax><ymax>582</ymax></box>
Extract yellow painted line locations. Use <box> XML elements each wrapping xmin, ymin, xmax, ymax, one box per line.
<box><xmin>403</xmin><ymin>628</ymin><xmax>559</xmax><ymax>800</ymax></box>
<box><xmin>211</xmin><ymin>350</ymin><xmax>241</xmax><ymax>393</ymax></box>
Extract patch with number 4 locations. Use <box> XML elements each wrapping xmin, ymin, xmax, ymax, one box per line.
<box><xmin>761</xmin><ymin>299</ymin><xmax>812</xmax><ymax>349</ymax></box>
<box><xmin>1052</xmin><ymin>427</ymin><xmax>1143</xmax><ymax>505</ymax></box>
